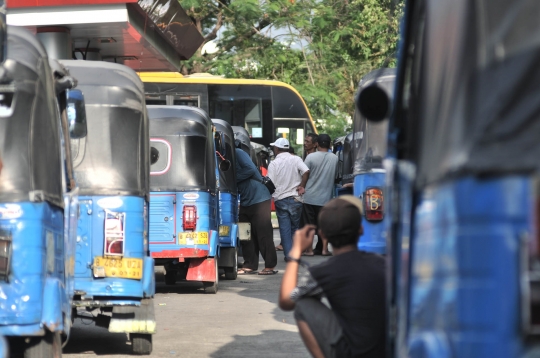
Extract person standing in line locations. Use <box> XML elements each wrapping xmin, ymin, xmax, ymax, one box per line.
<box><xmin>267</xmin><ymin>138</ymin><xmax>310</xmax><ymax>260</ymax></box>
<box><xmin>279</xmin><ymin>196</ymin><xmax>386</xmax><ymax>358</ymax></box>
<box><xmin>235</xmin><ymin>146</ymin><xmax>278</xmax><ymax>275</ymax></box>
<box><xmin>303</xmin><ymin>133</ymin><xmax>318</xmax><ymax>160</ymax></box>
<box><xmin>301</xmin><ymin>134</ymin><xmax>338</xmax><ymax>256</ymax></box>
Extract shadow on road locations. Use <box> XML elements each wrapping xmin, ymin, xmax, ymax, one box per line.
<box><xmin>209</xmin><ymin>329</ymin><xmax>310</xmax><ymax>358</ymax></box>
<box><xmin>63</xmin><ymin>322</ymin><xmax>132</xmax><ymax>356</ymax></box>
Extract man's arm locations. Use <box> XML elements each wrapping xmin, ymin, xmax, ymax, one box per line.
<box><xmin>297</xmin><ymin>171</ymin><xmax>310</xmax><ymax>196</ymax></box>
<box><xmin>279</xmin><ymin>225</ymin><xmax>317</xmax><ymax>311</ymax></box>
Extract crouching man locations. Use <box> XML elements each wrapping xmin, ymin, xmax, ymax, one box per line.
<box><xmin>279</xmin><ymin>195</ymin><xmax>386</xmax><ymax>358</ymax></box>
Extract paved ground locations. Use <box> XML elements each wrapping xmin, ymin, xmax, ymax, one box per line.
<box><xmin>60</xmin><ymin>230</ymin><xmax>328</xmax><ymax>358</ymax></box>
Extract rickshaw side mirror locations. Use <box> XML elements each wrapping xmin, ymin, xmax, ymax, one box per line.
<box><xmin>0</xmin><ymin>1</ymin><xmax>6</xmax><ymax>65</ymax></box>
<box><xmin>356</xmin><ymin>85</ymin><xmax>390</xmax><ymax>122</ymax></box>
<box><xmin>219</xmin><ymin>159</ymin><xmax>231</xmax><ymax>172</ymax></box>
<box><xmin>66</xmin><ymin>89</ymin><xmax>88</xmax><ymax>139</ymax></box>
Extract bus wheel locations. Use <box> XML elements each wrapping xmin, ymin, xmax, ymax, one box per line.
<box><xmin>24</xmin><ymin>330</ymin><xmax>61</xmax><ymax>358</ymax></box>
<box><xmin>224</xmin><ymin>247</ymin><xmax>238</xmax><ymax>280</ymax></box>
<box><xmin>204</xmin><ymin>257</ymin><xmax>219</xmax><ymax>294</ymax></box>
<box><xmin>131</xmin><ymin>333</ymin><xmax>152</xmax><ymax>355</ymax></box>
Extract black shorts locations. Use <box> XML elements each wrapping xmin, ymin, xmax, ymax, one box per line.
<box><xmin>294</xmin><ymin>298</ymin><xmax>352</xmax><ymax>358</ymax></box>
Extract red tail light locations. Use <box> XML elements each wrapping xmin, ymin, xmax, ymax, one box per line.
<box><xmin>183</xmin><ymin>205</ymin><xmax>197</xmax><ymax>230</ymax></box>
<box><xmin>104</xmin><ymin>212</ymin><xmax>125</xmax><ymax>256</ymax></box>
<box><xmin>364</xmin><ymin>188</ymin><xmax>384</xmax><ymax>221</ymax></box>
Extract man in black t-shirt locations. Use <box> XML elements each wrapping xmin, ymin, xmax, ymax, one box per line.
<box><xmin>279</xmin><ymin>196</ymin><xmax>386</xmax><ymax>358</ymax></box>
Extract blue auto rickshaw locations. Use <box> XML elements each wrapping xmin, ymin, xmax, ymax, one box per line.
<box><xmin>357</xmin><ymin>1</ymin><xmax>540</xmax><ymax>357</ymax></box>
<box><xmin>0</xmin><ymin>26</ymin><xmax>81</xmax><ymax>357</ymax></box>
<box><xmin>60</xmin><ymin>60</ymin><xmax>155</xmax><ymax>355</ymax></box>
<box><xmin>147</xmin><ymin>105</ymin><xmax>227</xmax><ymax>293</ymax></box>
<box><xmin>212</xmin><ymin>119</ymin><xmax>239</xmax><ymax>280</ymax></box>
<box><xmin>351</xmin><ymin>68</ymin><xmax>396</xmax><ymax>255</ymax></box>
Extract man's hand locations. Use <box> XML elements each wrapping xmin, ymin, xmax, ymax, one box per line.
<box><xmin>289</xmin><ymin>225</ymin><xmax>316</xmax><ymax>258</ymax></box>
<box><xmin>296</xmin><ymin>186</ymin><xmax>305</xmax><ymax>195</ymax></box>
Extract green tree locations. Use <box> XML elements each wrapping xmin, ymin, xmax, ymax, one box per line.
<box><xmin>180</xmin><ymin>0</ymin><xmax>402</xmax><ymax>139</ymax></box>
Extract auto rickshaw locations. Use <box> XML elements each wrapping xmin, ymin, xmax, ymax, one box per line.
<box><xmin>60</xmin><ymin>60</ymin><xmax>155</xmax><ymax>355</ymax></box>
<box><xmin>211</xmin><ymin>119</ymin><xmax>239</xmax><ymax>280</ymax></box>
<box><xmin>148</xmin><ymin>105</ymin><xmax>228</xmax><ymax>293</ymax></box>
<box><xmin>0</xmin><ymin>26</ymin><xmax>81</xmax><ymax>357</ymax></box>
<box><xmin>334</xmin><ymin>132</ymin><xmax>354</xmax><ymax>196</ymax></box>
<box><xmin>351</xmin><ymin>68</ymin><xmax>396</xmax><ymax>254</ymax></box>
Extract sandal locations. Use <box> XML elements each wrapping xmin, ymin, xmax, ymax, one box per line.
<box><xmin>302</xmin><ymin>252</ymin><xmax>314</xmax><ymax>257</ymax></box>
<box><xmin>275</xmin><ymin>245</ymin><xmax>284</xmax><ymax>251</ymax></box>
<box><xmin>258</xmin><ymin>269</ymin><xmax>279</xmax><ymax>275</ymax></box>
<box><xmin>238</xmin><ymin>268</ymin><xmax>257</xmax><ymax>275</ymax></box>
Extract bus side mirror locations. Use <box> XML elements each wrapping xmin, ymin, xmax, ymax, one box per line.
<box><xmin>0</xmin><ymin>1</ymin><xmax>6</xmax><ymax>65</ymax></box>
<box><xmin>356</xmin><ymin>85</ymin><xmax>391</xmax><ymax>122</ymax></box>
<box><xmin>66</xmin><ymin>89</ymin><xmax>88</xmax><ymax>139</ymax></box>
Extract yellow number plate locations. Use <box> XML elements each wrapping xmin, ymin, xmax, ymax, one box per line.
<box><xmin>93</xmin><ymin>257</ymin><xmax>143</xmax><ymax>280</ymax></box>
<box><xmin>178</xmin><ymin>232</ymin><xmax>208</xmax><ymax>245</ymax></box>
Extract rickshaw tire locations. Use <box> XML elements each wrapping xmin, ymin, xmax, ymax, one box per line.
<box><xmin>224</xmin><ymin>247</ymin><xmax>238</xmax><ymax>280</ymax></box>
<box><xmin>164</xmin><ymin>270</ymin><xmax>177</xmax><ymax>285</ymax></box>
<box><xmin>204</xmin><ymin>257</ymin><xmax>219</xmax><ymax>294</ymax></box>
<box><xmin>131</xmin><ymin>333</ymin><xmax>152</xmax><ymax>355</ymax></box>
<box><xmin>24</xmin><ymin>330</ymin><xmax>61</xmax><ymax>358</ymax></box>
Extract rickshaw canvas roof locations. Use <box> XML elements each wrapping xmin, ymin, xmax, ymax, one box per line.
<box><xmin>148</xmin><ymin>105</ymin><xmax>217</xmax><ymax>193</ymax></box>
<box><xmin>0</xmin><ymin>26</ymin><xmax>64</xmax><ymax>207</ymax></box>
<box><xmin>60</xmin><ymin>60</ymin><xmax>150</xmax><ymax>199</ymax></box>
<box><xmin>399</xmin><ymin>0</ymin><xmax>540</xmax><ymax>186</ymax></box>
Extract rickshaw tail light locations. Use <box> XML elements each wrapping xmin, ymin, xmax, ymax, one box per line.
<box><xmin>104</xmin><ymin>212</ymin><xmax>125</xmax><ymax>256</ymax></box>
<box><xmin>364</xmin><ymin>188</ymin><xmax>384</xmax><ymax>221</ymax></box>
<box><xmin>0</xmin><ymin>230</ymin><xmax>12</xmax><ymax>281</ymax></box>
<box><xmin>183</xmin><ymin>206</ymin><xmax>197</xmax><ymax>230</ymax></box>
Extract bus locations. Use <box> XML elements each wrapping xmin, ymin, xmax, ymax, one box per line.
<box><xmin>138</xmin><ymin>72</ymin><xmax>317</xmax><ymax>156</ymax></box>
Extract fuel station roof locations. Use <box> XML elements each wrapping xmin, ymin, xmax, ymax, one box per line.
<box><xmin>7</xmin><ymin>0</ymin><xmax>204</xmax><ymax>71</ymax></box>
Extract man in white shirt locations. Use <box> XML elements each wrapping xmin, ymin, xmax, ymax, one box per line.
<box><xmin>268</xmin><ymin>138</ymin><xmax>310</xmax><ymax>259</ymax></box>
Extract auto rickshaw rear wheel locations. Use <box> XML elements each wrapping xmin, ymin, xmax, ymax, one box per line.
<box><xmin>24</xmin><ymin>330</ymin><xmax>61</xmax><ymax>358</ymax></box>
<box><xmin>224</xmin><ymin>246</ymin><xmax>238</xmax><ymax>280</ymax></box>
<box><xmin>131</xmin><ymin>333</ymin><xmax>152</xmax><ymax>355</ymax></box>
<box><xmin>203</xmin><ymin>257</ymin><xmax>219</xmax><ymax>294</ymax></box>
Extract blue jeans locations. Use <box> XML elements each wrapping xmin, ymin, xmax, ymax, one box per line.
<box><xmin>274</xmin><ymin>197</ymin><xmax>303</xmax><ymax>257</ymax></box>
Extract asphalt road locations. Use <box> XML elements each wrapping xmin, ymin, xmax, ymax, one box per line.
<box><xmin>60</xmin><ymin>230</ymin><xmax>328</xmax><ymax>358</ymax></box>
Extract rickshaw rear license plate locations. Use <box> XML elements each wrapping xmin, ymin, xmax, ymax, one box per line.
<box><xmin>93</xmin><ymin>257</ymin><xmax>143</xmax><ymax>279</ymax></box>
<box><xmin>178</xmin><ymin>232</ymin><xmax>208</xmax><ymax>245</ymax></box>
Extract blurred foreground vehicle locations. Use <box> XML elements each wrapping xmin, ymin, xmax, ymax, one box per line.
<box><xmin>357</xmin><ymin>1</ymin><xmax>540</xmax><ymax>357</ymax></box>
<box><xmin>0</xmin><ymin>26</ymin><xmax>81</xmax><ymax>357</ymax></box>
<box><xmin>61</xmin><ymin>60</ymin><xmax>155</xmax><ymax>355</ymax></box>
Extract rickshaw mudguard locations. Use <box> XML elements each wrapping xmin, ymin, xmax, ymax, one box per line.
<box><xmin>353</xmin><ymin>171</ymin><xmax>387</xmax><ymax>254</ymax></box>
<box><xmin>408</xmin><ymin>176</ymin><xmax>528</xmax><ymax>358</ymax></box>
<box><xmin>142</xmin><ymin>256</ymin><xmax>155</xmax><ymax>297</ymax></box>
<box><xmin>218</xmin><ymin>192</ymin><xmax>238</xmax><ymax>247</ymax></box>
<box><xmin>73</xmin><ymin>195</ymin><xmax>148</xmax><ymax>300</ymax></box>
<box><xmin>41</xmin><ymin>277</ymin><xmax>65</xmax><ymax>332</ymax></box>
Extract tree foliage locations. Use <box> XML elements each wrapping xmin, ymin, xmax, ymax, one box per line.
<box><xmin>180</xmin><ymin>0</ymin><xmax>402</xmax><ymax>140</ymax></box>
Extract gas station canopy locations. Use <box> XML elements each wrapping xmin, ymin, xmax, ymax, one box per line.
<box><xmin>7</xmin><ymin>0</ymin><xmax>204</xmax><ymax>71</ymax></box>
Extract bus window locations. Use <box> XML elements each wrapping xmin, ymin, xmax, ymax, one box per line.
<box><xmin>272</xmin><ymin>86</ymin><xmax>310</xmax><ymax>119</ymax></box>
<box><xmin>208</xmin><ymin>85</ymin><xmax>271</xmax><ymax>141</ymax></box>
<box><xmin>274</xmin><ymin>119</ymin><xmax>307</xmax><ymax>157</ymax></box>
